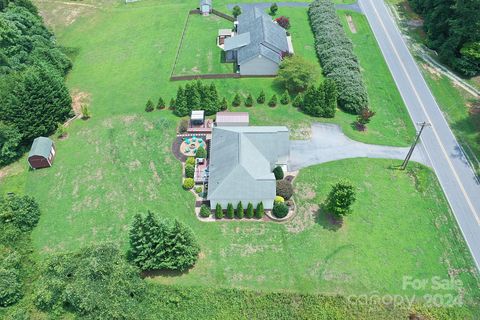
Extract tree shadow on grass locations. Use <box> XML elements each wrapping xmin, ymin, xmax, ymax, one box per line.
<box><xmin>315</xmin><ymin>204</ymin><xmax>343</xmax><ymax>232</ymax></box>
<box><xmin>141</xmin><ymin>268</ymin><xmax>191</xmax><ymax>279</ymax></box>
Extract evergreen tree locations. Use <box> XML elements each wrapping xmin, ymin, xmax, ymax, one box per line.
<box><xmin>232</xmin><ymin>5</ymin><xmax>241</xmax><ymax>18</ymax></box>
<box><xmin>204</xmin><ymin>82</ymin><xmax>220</xmax><ymax>115</ymax></box>
<box><xmin>226</xmin><ymin>203</ymin><xmax>234</xmax><ymax>218</ymax></box>
<box><xmin>220</xmin><ymin>97</ymin><xmax>228</xmax><ymax>110</ymax></box>
<box><xmin>185</xmin><ymin>83</ymin><xmax>201</xmax><ymax>111</ymax></box>
<box><xmin>236</xmin><ymin>201</ymin><xmax>244</xmax><ymax>219</ymax></box>
<box><xmin>292</xmin><ymin>93</ymin><xmax>303</xmax><ymax>109</ymax></box>
<box><xmin>246</xmin><ymin>203</ymin><xmax>254</xmax><ymax>219</ymax></box>
<box><xmin>280</xmin><ymin>90</ymin><xmax>290</xmax><ymax>105</ymax></box>
<box><xmin>270</xmin><ymin>2</ymin><xmax>278</xmax><ymax>15</ymax></box>
<box><xmin>255</xmin><ymin>202</ymin><xmax>264</xmax><ymax>219</ymax></box>
<box><xmin>232</xmin><ymin>93</ymin><xmax>242</xmax><ymax>107</ymax></box>
<box><xmin>257</xmin><ymin>90</ymin><xmax>266</xmax><ymax>104</ymax></box>
<box><xmin>145</xmin><ymin>99</ymin><xmax>154</xmax><ymax>112</ymax></box>
<box><xmin>169</xmin><ymin>98</ymin><xmax>176</xmax><ymax>110</ymax></box>
<box><xmin>215</xmin><ymin>203</ymin><xmax>224</xmax><ymax>219</ymax></box>
<box><xmin>174</xmin><ymin>86</ymin><xmax>188</xmax><ymax>116</ymax></box>
<box><xmin>245</xmin><ymin>93</ymin><xmax>254</xmax><ymax>107</ymax></box>
<box><xmin>325</xmin><ymin>179</ymin><xmax>356</xmax><ymax>217</ymax></box>
<box><xmin>323</xmin><ymin>78</ymin><xmax>337</xmax><ymax>118</ymax></box>
<box><xmin>156</xmin><ymin>97</ymin><xmax>165</xmax><ymax>110</ymax></box>
<box><xmin>268</xmin><ymin>94</ymin><xmax>277</xmax><ymax>107</ymax></box>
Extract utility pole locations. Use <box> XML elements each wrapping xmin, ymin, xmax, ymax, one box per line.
<box><xmin>401</xmin><ymin>121</ymin><xmax>431</xmax><ymax>170</ymax></box>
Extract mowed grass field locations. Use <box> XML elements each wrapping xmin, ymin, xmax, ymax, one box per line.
<box><xmin>0</xmin><ymin>0</ymin><xmax>476</xmax><ymax>309</ymax></box>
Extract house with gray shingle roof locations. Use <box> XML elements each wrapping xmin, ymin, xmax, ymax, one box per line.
<box><xmin>223</xmin><ymin>7</ymin><xmax>293</xmax><ymax>75</ymax></box>
<box><xmin>207</xmin><ymin>122</ymin><xmax>289</xmax><ymax>210</ymax></box>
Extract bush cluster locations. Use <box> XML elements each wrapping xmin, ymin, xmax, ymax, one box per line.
<box><xmin>200</xmin><ymin>205</ymin><xmax>211</xmax><ymax>218</ymax></box>
<box><xmin>308</xmin><ymin>0</ymin><xmax>368</xmax><ymax>114</ymax></box>
<box><xmin>185</xmin><ymin>164</ymin><xmax>195</xmax><ymax>179</ymax></box>
<box><xmin>219</xmin><ymin>202</ymin><xmax>264</xmax><ymax>219</ymax></box>
<box><xmin>174</xmin><ymin>80</ymin><xmax>221</xmax><ymax>116</ymax></box>
<box><xmin>272</xmin><ymin>202</ymin><xmax>289</xmax><ymax>218</ymax></box>
<box><xmin>276</xmin><ymin>180</ymin><xmax>293</xmax><ymax>200</ymax></box>
<box><xmin>183</xmin><ymin>178</ymin><xmax>194</xmax><ymax>189</ymax></box>
<box><xmin>129</xmin><ymin>212</ymin><xmax>200</xmax><ymax>271</ymax></box>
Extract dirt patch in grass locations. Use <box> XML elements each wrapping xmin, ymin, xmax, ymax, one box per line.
<box><xmin>346</xmin><ymin>15</ymin><xmax>357</xmax><ymax>34</ymax></box>
<box><xmin>122</xmin><ymin>115</ymin><xmax>137</xmax><ymax>125</ymax></box>
<box><xmin>149</xmin><ymin>161</ymin><xmax>161</xmax><ymax>183</ymax></box>
<box><xmin>71</xmin><ymin>90</ymin><xmax>91</xmax><ymax>115</ymax></box>
<box><xmin>421</xmin><ymin>63</ymin><xmax>442</xmax><ymax>79</ymax></box>
<box><xmin>294</xmin><ymin>182</ymin><xmax>316</xmax><ymax>200</ymax></box>
<box><xmin>285</xmin><ymin>203</ymin><xmax>317</xmax><ymax>233</ymax></box>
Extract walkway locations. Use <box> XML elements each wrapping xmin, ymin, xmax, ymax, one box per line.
<box><xmin>226</xmin><ymin>2</ymin><xmax>363</xmax><ymax>13</ymax></box>
<box><xmin>288</xmin><ymin>123</ymin><xmax>429</xmax><ymax>171</ymax></box>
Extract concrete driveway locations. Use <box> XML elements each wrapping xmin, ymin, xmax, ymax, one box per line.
<box><xmin>288</xmin><ymin>123</ymin><xmax>430</xmax><ymax>171</ymax></box>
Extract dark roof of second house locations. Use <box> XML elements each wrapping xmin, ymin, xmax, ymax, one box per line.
<box><xmin>235</xmin><ymin>7</ymin><xmax>288</xmax><ymax>65</ymax></box>
<box><xmin>28</xmin><ymin>137</ymin><xmax>53</xmax><ymax>159</ymax></box>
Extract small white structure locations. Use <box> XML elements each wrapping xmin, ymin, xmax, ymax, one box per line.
<box><xmin>200</xmin><ymin>0</ymin><xmax>212</xmax><ymax>15</ymax></box>
<box><xmin>215</xmin><ymin>112</ymin><xmax>249</xmax><ymax>127</ymax></box>
<box><xmin>191</xmin><ymin>110</ymin><xmax>205</xmax><ymax>125</ymax></box>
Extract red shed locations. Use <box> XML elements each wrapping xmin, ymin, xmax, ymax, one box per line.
<box><xmin>28</xmin><ymin>137</ymin><xmax>56</xmax><ymax>169</ymax></box>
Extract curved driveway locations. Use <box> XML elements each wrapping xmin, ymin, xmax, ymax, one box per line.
<box><xmin>288</xmin><ymin>123</ymin><xmax>430</xmax><ymax>171</ymax></box>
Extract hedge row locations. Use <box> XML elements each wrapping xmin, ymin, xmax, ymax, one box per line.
<box><xmin>308</xmin><ymin>0</ymin><xmax>368</xmax><ymax>114</ymax></box>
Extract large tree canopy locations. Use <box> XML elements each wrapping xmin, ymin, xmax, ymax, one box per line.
<box><xmin>409</xmin><ymin>0</ymin><xmax>480</xmax><ymax>76</ymax></box>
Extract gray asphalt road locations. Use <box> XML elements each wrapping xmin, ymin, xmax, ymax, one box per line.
<box><xmin>289</xmin><ymin>123</ymin><xmax>429</xmax><ymax>171</ymax></box>
<box><xmin>359</xmin><ymin>0</ymin><xmax>480</xmax><ymax>271</ymax></box>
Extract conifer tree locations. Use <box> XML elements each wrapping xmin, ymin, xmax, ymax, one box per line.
<box><xmin>145</xmin><ymin>100</ymin><xmax>154</xmax><ymax>112</ymax></box>
<box><xmin>232</xmin><ymin>93</ymin><xmax>242</xmax><ymax>107</ymax></box>
<box><xmin>257</xmin><ymin>90</ymin><xmax>266</xmax><ymax>104</ymax></box>
<box><xmin>220</xmin><ymin>97</ymin><xmax>228</xmax><ymax>110</ymax></box>
<box><xmin>255</xmin><ymin>202</ymin><xmax>264</xmax><ymax>219</ymax></box>
<box><xmin>226</xmin><ymin>203</ymin><xmax>234</xmax><ymax>218</ymax></box>
<box><xmin>323</xmin><ymin>78</ymin><xmax>337</xmax><ymax>118</ymax></box>
<box><xmin>292</xmin><ymin>93</ymin><xmax>303</xmax><ymax>109</ymax></box>
<box><xmin>268</xmin><ymin>94</ymin><xmax>277</xmax><ymax>107</ymax></box>
<box><xmin>245</xmin><ymin>94</ymin><xmax>254</xmax><ymax>107</ymax></box>
<box><xmin>236</xmin><ymin>201</ymin><xmax>244</xmax><ymax>219</ymax></box>
<box><xmin>156</xmin><ymin>97</ymin><xmax>165</xmax><ymax>110</ymax></box>
<box><xmin>215</xmin><ymin>203</ymin><xmax>224</xmax><ymax>219</ymax></box>
<box><xmin>280</xmin><ymin>90</ymin><xmax>290</xmax><ymax>105</ymax></box>
<box><xmin>174</xmin><ymin>86</ymin><xmax>188</xmax><ymax>116</ymax></box>
<box><xmin>169</xmin><ymin>98</ymin><xmax>176</xmax><ymax>110</ymax></box>
<box><xmin>246</xmin><ymin>203</ymin><xmax>254</xmax><ymax>219</ymax></box>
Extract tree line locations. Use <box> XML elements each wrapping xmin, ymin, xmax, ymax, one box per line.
<box><xmin>0</xmin><ymin>0</ymin><xmax>72</xmax><ymax>166</ymax></box>
<box><xmin>409</xmin><ymin>0</ymin><xmax>480</xmax><ymax>77</ymax></box>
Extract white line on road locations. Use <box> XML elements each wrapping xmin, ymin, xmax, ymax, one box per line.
<box><xmin>362</xmin><ymin>0</ymin><xmax>480</xmax><ymax>225</ymax></box>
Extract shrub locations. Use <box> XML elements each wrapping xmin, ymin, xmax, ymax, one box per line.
<box><xmin>292</xmin><ymin>93</ymin><xmax>304</xmax><ymax>109</ymax></box>
<box><xmin>356</xmin><ymin>108</ymin><xmax>376</xmax><ymax>131</ymax></box>
<box><xmin>169</xmin><ymin>98</ymin><xmax>176</xmax><ymax>110</ymax></box>
<box><xmin>277</xmin><ymin>55</ymin><xmax>319</xmax><ymax>93</ymax></box>
<box><xmin>272</xmin><ymin>202</ymin><xmax>289</xmax><ymax>218</ymax></box>
<box><xmin>200</xmin><ymin>205</ymin><xmax>211</xmax><ymax>218</ymax></box>
<box><xmin>245</xmin><ymin>94</ymin><xmax>254</xmax><ymax>107</ymax></box>
<box><xmin>173</xmin><ymin>81</ymin><xmax>221</xmax><ymax>116</ymax></box>
<box><xmin>274</xmin><ymin>196</ymin><xmax>285</xmax><ymax>204</ymax></box>
<box><xmin>195</xmin><ymin>146</ymin><xmax>207</xmax><ymax>159</ymax></box>
<box><xmin>232</xmin><ymin>93</ymin><xmax>242</xmax><ymax>107</ymax></box>
<box><xmin>268</xmin><ymin>95</ymin><xmax>277</xmax><ymax>107</ymax></box>
<box><xmin>215</xmin><ymin>203</ymin><xmax>224</xmax><ymax>219</ymax></box>
<box><xmin>280</xmin><ymin>90</ymin><xmax>290</xmax><ymax>105</ymax></box>
<box><xmin>232</xmin><ymin>5</ymin><xmax>241</xmax><ymax>18</ymax></box>
<box><xmin>276</xmin><ymin>180</ymin><xmax>293</xmax><ymax>200</ymax></box>
<box><xmin>81</xmin><ymin>105</ymin><xmax>91</xmax><ymax>119</ymax></box>
<box><xmin>178</xmin><ymin>119</ymin><xmax>189</xmax><ymax>133</ymax></box>
<box><xmin>275</xmin><ymin>16</ymin><xmax>290</xmax><ymax>29</ymax></box>
<box><xmin>157</xmin><ymin>97</ymin><xmax>165</xmax><ymax>110</ymax></box>
<box><xmin>270</xmin><ymin>2</ymin><xmax>278</xmax><ymax>15</ymax></box>
<box><xmin>182</xmin><ymin>178</ymin><xmax>194</xmax><ymax>189</ymax></box>
<box><xmin>236</xmin><ymin>201</ymin><xmax>244</xmax><ymax>219</ymax></box>
<box><xmin>226</xmin><ymin>203</ymin><xmax>234</xmax><ymax>218</ymax></box>
<box><xmin>0</xmin><ymin>268</ymin><xmax>22</xmax><ymax>307</ymax></box>
<box><xmin>185</xmin><ymin>164</ymin><xmax>195</xmax><ymax>179</ymax></box>
<box><xmin>257</xmin><ymin>90</ymin><xmax>266</xmax><ymax>104</ymax></box>
<box><xmin>195</xmin><ymin>186</ymin><xmax>202</xmax><ymax>194</ymax></box>
<box><xmin>145</xmin><ymin>99</ymin><xmax>154</xmax><ymax>112</ymax></box>
<box><xmin>34</xmin><ymin>243</ymin><xmax>145</xmax><ymax>319</ymax></box>
<box><xmin>186</xmin><ymin>157</ymin><xmax>196</xmax><ymax>166</ymax></box>
<box><xmin>308</xmin><ymin>0</ymin><xmax>368</xmax><ymax>113</ymax></box>
<box><xmin>0</xmin><ymin>194</ymin><xmax>41</xmax><ymax>232</ymax></box>
<box><xmin>273</xmin><ymin>166</ymin><xmax>284</xmax><ymax>180</ymax></box>
<box><xmin>56</xmin><ymin>123</ymin><xmax>67</xmax><ymax>138</ymax></box>
<box><xmin>255</xmin><ymin>202</ymin><xmax>264</xmax><ymax>219</ymax></box>
<box><xmin>220</xmin><ymin>97</ymin><xmax>228</xmax><ymax>110</ymax></box>
<box><xmin>325</xmin><ymin>179</ymin><xmax>356</xmax><ymax>217</ymax></box>
<box><xmin>245</xmin><ymin>203</ymin><xmax>254</xmax><ymax>218</ymax></box>
<box><xmin>300</xmin><ymin>79</ymin><xmax>337</xmax><ymax>118</ymax></box>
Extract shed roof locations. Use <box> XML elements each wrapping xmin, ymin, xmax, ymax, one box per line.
<box><xmin>191</xmin><ymin>110</ymin><xmax>205</xmax><ymax>120</ymax></box>
<box><xmin>28</xmin><ymin>137</ymin><xmax>53</xmax><ymax>159</ymax></box>
<box><xmin>216</xmin><ymin>112</ymin><xmax>249</xmax><ymax>124</ymax></box>
<box><xmin>207</xmin><ymin>126</ymin><xmax>289</xmax><ymax>203</ymax></box>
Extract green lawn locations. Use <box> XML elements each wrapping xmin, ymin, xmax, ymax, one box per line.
<box><xmin>173</xmin><ymin>14</ymin><xmax>234</xmax><ymax>75</ymax></box>
<box><xmin>0</xmin><ymin>0</ymin><xmax>477</xmax><ymax>313</ymax></box>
